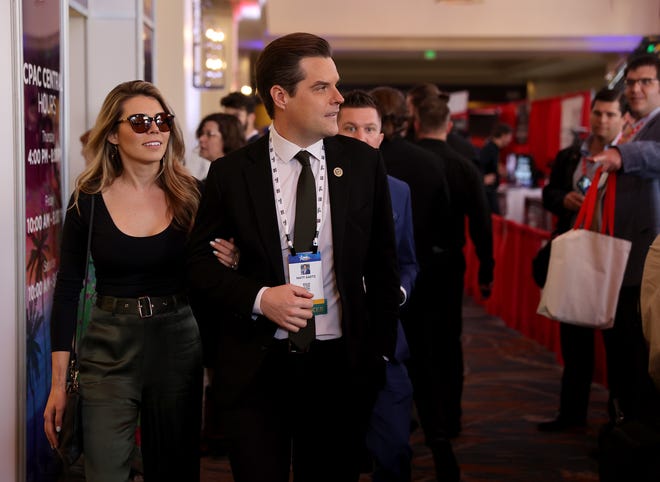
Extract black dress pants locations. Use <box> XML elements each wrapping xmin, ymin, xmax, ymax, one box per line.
<box><xmin>403</xmin><ymin>252</ymin><xmax>465</xmax><ymax>443</ymax></box>
<box><xmin>220</xmin><ymin>338</ymin><xmax>369</xmax><ymax>482</ymax></box>
<box><xmin>557</xmin><ymin>323</ymin><xmax>594</xmax><ymax>422</ymax></box>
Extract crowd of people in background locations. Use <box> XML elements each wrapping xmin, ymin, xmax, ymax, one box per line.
<box><xmin>44</xmin><ymin>31</ymin><xmax>660</xmax><ymax>482</ymax></box>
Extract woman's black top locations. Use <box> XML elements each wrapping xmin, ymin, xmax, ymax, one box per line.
<box><xmin>50</xmin><ymin>192</ymin><xmax>188</xmax><ymax>351</ymax></box>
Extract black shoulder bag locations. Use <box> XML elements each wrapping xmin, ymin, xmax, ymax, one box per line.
<box><xmin>57</xmin><ymin>195</ymin><xmax>95</xmax><ymax>472</ymax></box>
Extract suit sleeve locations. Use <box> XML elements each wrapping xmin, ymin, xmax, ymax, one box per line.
<box><xmin>396</xmin><ymin>183</ymin><xmax>419</xmax><ymax>303</ymax></box>
<box><xmin>618</xmin><ymin>141</ymin><xmax>660</xmax><ymax>178</ymax></box>
<box><xmin>186</xmin><ymin>161</ymin><xmax>263</xmax><ymax>321</ymax></box>
<box><xmin>462</xmin><ymin>160</ymin><xmax>495</xmax><ymax>285</ymax></box>
<box><xmin>364</xmin><ymin>153</ymin><xmax>401</xmax><ymax>360</ymax></box>
<box><xmin>543</xmin><ymin>148</ymin><xmax>575</xmax><ymax>216</ymax></box>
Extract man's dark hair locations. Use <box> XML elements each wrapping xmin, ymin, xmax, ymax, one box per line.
<box><xmin>369</xmin><ymin>86</ymin><xmax>408</xmax><ymax>139</ymax></box>
<box><xmin>625</xmin><ymin>53</ymin><xmax>660</xmax><ymax>79</ymax></box>
<box><xmin>220</xmin><ymin>92</ymin><xmax>257</xmax><ymax>114</ymax></box>
<box><xmin>491</xmin><ymin>123</ymin><xmax>513</xmax><ymax>139</ymax></box>
<box><xmin>255</xmin><ymin>32</ymin><xmax>332</xmax><ymax>118</ymax></box>
<box><xmin>341</xmin><ymin>90</ymin><xmax>380</xmax><ymax>116</ymax></box>
<box><xmin>407</xmin><ymin>83</ymin><xmax>450</xmax><ymax>110</ymax></box>
<box><xmin>591</xmin><ymin>87</ymin><xmax>626</xmax><ymax>113</ymax></box>
<box><xmin>416</xmin><ymin>95</ymin><xmax>451</xmax><ymax>133</ymax></box>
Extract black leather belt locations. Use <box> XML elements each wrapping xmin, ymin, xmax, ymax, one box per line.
<box><xmin>96</xmin><ymin>294</ymin><xmax>186</xmax><ymax>318</ymax></box>
<box><xmin>273</xmin><ymin>337</ymin><xmax>344</xmax><ymax>354</ymax></box>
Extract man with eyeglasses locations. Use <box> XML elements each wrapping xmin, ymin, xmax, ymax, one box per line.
<box><xmin>589</xmin><ymin>53</ymin><xmax>660</xmax><ymax>428</ymax></box>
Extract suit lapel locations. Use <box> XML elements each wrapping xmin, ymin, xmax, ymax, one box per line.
<box><xmin>243</xmin><ymin>138</ymin><xmax>286</xmax><ymax>283</ymax></box>
<box><xmin>325</xmin><ymin>137</ymin><xmax>349</xmax><ymax>266</ymax></box>
<box><xmin>636</xmin><ymin>111</ymin><xmax>660</xmax><ymax>140</ymax></box>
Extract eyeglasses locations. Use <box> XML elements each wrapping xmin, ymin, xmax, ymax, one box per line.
<box><xmin>624</xmin><ymin>78</ymin><xmax>659</xmax><ymax>88</ymax></box>
<box><xmin>117</xmin><ymin>112</ymin><xmax>174</xmax><ymax>133</ymax></box>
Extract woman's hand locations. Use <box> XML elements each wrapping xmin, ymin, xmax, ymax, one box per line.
<box><xmin>44</xmin><ymin>386</ymin><xmax>67</xmax><ymax>448</ymax></box>
<box><xmin>211</xmin><ymin>237</ymin><xmax>240</xmax><ymax>270</ymax></box>
<box><xmin>44</xmin><ymin>351</ymin><xmax>70</xmax><ymax>449</ymax></box>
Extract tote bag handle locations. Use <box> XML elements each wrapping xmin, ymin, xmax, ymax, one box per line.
<box><xmin>572</xmin><ymin>166</ymin><xmax>617</xmax><ymax>236</ymax></box>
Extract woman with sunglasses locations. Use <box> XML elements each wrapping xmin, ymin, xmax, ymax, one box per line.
<box><xmin>44</xmin><ymin>80</ymin><xmax>203</xmax><ymax>481</ymax></box>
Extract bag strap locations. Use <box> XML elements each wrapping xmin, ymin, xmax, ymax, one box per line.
<box><xmin>601</xmin><ymin>171</ymin><xmax>617</xmax><ymax>236</ymax></box>
<box><xmin>572</xmin><ymin>166</ymin><xmax>617</xmax><ymax>235</ymax></box>
<box><xmin>70</xmin><ymin>195</ymin><xmax>95</xmax><ymax>358</ymax></box>
<box><xmin>573</xmin><ymin>166</ymin><xmax>602</xmax><ymax>230</ymax></box>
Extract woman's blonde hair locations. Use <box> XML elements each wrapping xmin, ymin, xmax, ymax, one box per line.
<box><xmin>75</xmin><ymin>80</ymin><xmax>200</xmax><ymax>231</ymax></box>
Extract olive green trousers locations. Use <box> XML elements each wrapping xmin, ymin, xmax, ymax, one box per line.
<box><xmin>79</xmin><ymin>304</ymin><xmax>202</xmax><ymax>482</ymax></box>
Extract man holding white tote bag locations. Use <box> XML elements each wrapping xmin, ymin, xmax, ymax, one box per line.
<box><xmin>538</xmin><ymin>88</ymin><xmax>626</xmax><ymax>433</ymax></box>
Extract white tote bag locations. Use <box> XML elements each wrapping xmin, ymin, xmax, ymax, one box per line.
<box><xmin>537</xmin><ymin>168</ymin><xmax>631</xmax><ymax>329</ymax></box>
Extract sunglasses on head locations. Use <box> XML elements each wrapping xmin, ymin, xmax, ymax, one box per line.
<box><xmin>117</xmin><ymin>112</ymin><xmax>175</xmax><ymax>133</ymax></box>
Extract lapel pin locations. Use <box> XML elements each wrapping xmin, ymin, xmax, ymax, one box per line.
<box><xmin>333</xmin><ymin>167</ymin><xmax>343</xmax><ymax>177</ymax></box>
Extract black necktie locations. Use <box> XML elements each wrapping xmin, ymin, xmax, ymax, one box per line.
<box><xmin>290</xmin><ymin>150</ymin><xmax>316</xmax><ymax>351</ymax></box>
<box><xmin>293</xmin><ymin>150</ymin><xmax>316</xmax><ymax>252</ymax></box>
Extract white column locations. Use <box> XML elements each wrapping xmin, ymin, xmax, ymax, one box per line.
<box><xmin>155</xmin><ymin>0</ymin><xmax>200</xmax><ymax>163</ymax></box>
<box><xmin>0</xmin><ymin>0</ymin><xmax>20</xmax><ymax>479</ymax></box>
<box><xmin>86</xmin><ymin>0</ymin><xmax>141</xmax><ymax>121</ymax></box>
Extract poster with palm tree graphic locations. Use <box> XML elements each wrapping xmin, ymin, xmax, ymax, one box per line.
<box><xmin>23</xmin><ymin>0</ymin><xmax>62</xmax><ymax>479</ymax></box>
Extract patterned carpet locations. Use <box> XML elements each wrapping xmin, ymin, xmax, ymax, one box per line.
<box><xmin>201</xmin><ymin>297</ymin><xmax>608</xmax><ymax>481</ymax></box>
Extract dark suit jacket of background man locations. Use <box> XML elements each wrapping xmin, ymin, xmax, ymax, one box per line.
<box><xmin>417</xmin><ymin>138</ymin><xmax>494</xmax><ymax>284</ymax></box>
<box><xmin>378</xmin><ymin>135</ymin><xmax>458</xmax><ymax>444</ymax></box>
<box><xmin>187</xmin><ymin>133</ymin><xmax>401</xmax><ymax>408</ymax></box>
<box><xmin>379</xmin><ymin>136</ymin><xmax>451</xmax><ymax>270</ymax></box>
<box><xmin>448</xmin><ymin>131</ymin><xmax>479</xmax><ymax>166</ymax></box>
<box><xmin>406</xmin><ymin>130</ymin><xmax>478</xmax><ymax>167</ymax></box>
<box><xmin>542</xmin><ymin>144</ymin><xmax>582</xmax><ymax>235</ymax></box>
<box><xmin>603</xmin><ymin>110</ymin><xmax>660</xmax><ymax>423</ymax></box>
<box><xmin>413</xmin><ymin>137</ymin><xmax>494</xmax><ymax>439</ymax></box>
<box><xmin>615</xmin><ymin>113</ymin><xmax>660</xmax><ymax>287</ymax></box>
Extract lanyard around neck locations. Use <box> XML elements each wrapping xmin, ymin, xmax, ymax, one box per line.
<box><xmin>268</xmin><ymin>132</ymin><xmax>326</xmax><ymax>255</ymax></box>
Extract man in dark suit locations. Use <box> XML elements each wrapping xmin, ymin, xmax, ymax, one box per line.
<box><xmin>369</xmin><ymin>86</ymin><xmax>460</xmax><ymax>481</ymax></box>
<box><xmin>413</xmin><ymin>95</ymin><xmax>494</xmax><ymax>445</ymax></box>
<box><xmin>337</xmin><ymin>89</ymin><xmax>418</xmax><ymax>482</ymax></box>
<box><xmin>187</xmin><ymin>33</ymin><xmax>400</xmax><ymax>482</ymax></box>
<box><xmin>590</xmin><ymin>53</ymin><xmax>660</xmax><ymax>425</ymax></box>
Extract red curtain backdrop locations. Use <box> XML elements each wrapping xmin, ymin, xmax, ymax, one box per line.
<box><xmin>527</xmin><ymin>91</ymin><xmax>592</xmax><ymax>176</ymax></box>
<box><xmin>464</xmin><ymin>215</ymin><xmax>608</xmax><ymax>386</ymax></box>
<box><xmin>469</xmin><ymin>91</ymin><xmax>592</xmax><ymax>178</ymax></box>
<box><xmin>527</xmin><ymin>97</ymin><xmax>562</xmax><ymax>175</ymax></box>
